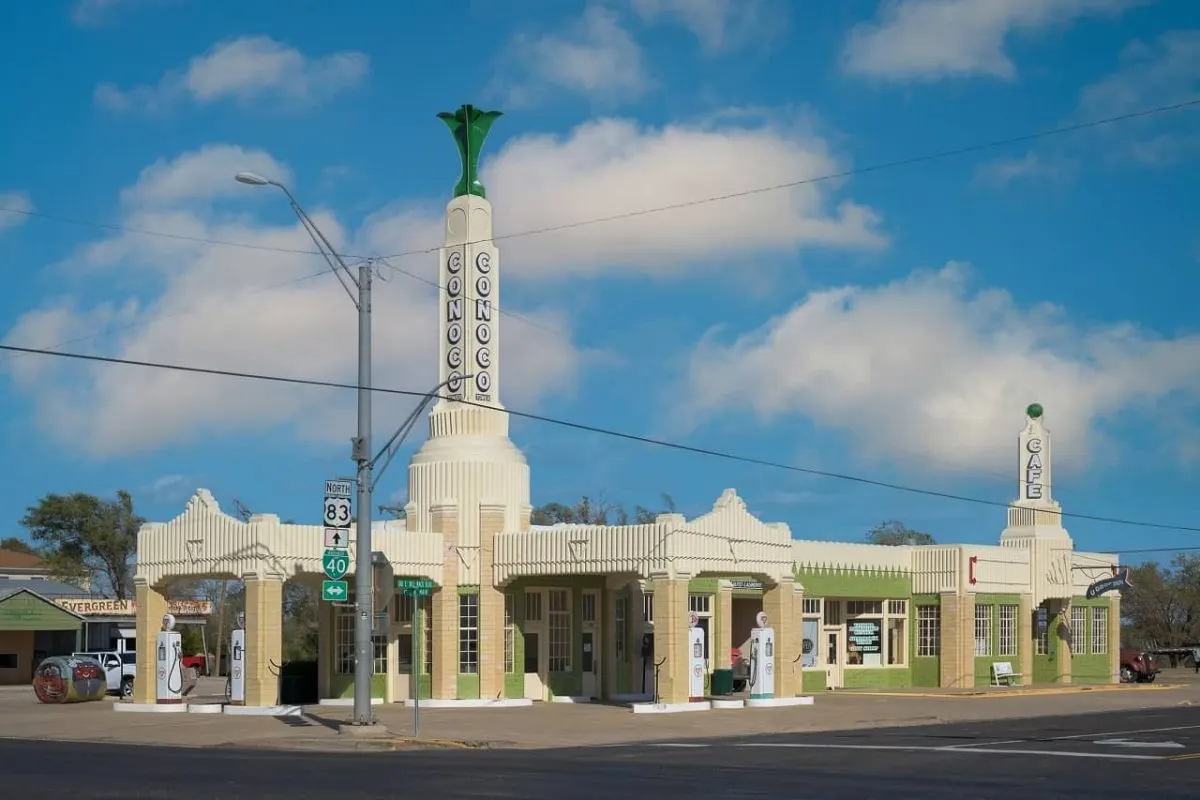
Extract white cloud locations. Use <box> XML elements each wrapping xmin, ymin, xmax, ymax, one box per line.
<box><xmin>973</xmin><ymin>153</ymin><xmax>1073</xmax><ymax>188</ymax></box>
<box><xmin>0</xmin><ymin>191</ymin><xmax>33</xmax><ymax>232</ymax></box>
<box><xmin>630</xmin><ymin>0</ymin><xmax>784</xmax><ymax>51</ymax></box>
<box><xmin>496</xmin><ymin>6</ymin><xmax>651</xmax><ymax>106</ymax></box>
<box><xmin>95</xmin><ymin>35</ymin><xmax>369</xmax><ymax>113</ymax></box>
<box><xmin>122</xmin><ymin>145</ymin><xmax>293</xmax><ymax>208</ymax></box>
<box><xmin>1076</xmin><ymin>29</ymin><xmax>1200</xmax><ymax>165</ymax></box>
<box><xmin>1</xmin><ymin>146</ymin><xmax>584</xmax><ymax>458</ymax></box>
<box><xmin>842</xmin><ymin>0</ymin><xmax>1140</xmax><ymax>82</ymax></box>
<box><xmin>371</xmin><ymin>114</ymin><xmax>885</xmax><ymax>278</ymax></box>
<box><xmin>70</xmin><ymin>0</ymin><xmax>151</xmax><ymax>26</ymax></box>
<box><xmin>681</xmin><ymin>263</ymin><xmax>1200</xmax><ymax>474</ymax></box>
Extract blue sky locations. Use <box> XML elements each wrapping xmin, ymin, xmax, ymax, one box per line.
<box><xmin>1</xmin><ymin>0</ymin><xmax>1198</xmax><ymax>561</ymax></box>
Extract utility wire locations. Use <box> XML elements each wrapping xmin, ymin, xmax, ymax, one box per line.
<box><xmin>0</xmin><ymin>99</ymin><xmax>1195</xmax><ymax>261</ymax></box>
<box><xmin>1</xmin><ymin>341</ymin><xmax>1196</xmax><ymax>535</ymax></box>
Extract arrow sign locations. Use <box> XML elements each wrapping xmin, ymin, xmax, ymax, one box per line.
<box><xmin>324</xmin><ymin>527</ymin><xmax>349</xmax><ymax>549</ymax></box>
<box><xmin>1095</xmin><ymin>739</ymin><xmax>1185</xmax><ymax>749</ymax></box>
<box><xmin>322</xmin><ymin>580</ymin><xmax>348</xmax><ymax>602</ymax></box>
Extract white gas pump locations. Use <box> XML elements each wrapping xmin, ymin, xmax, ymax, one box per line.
<box><xmin>687</xmin><ymin>611</ymin><xmax>706</xmax><ymax>699</ymax></box>
<box><xmin>229</xmin><ymin>611</ymin><xmax>246</xmax><ymax>704</ymax></box>
<box><xmin>155</xmin><ymin>613</ymin><xmax>183</xmax><ymax>704</ymax></box>
<box><xmin>747</xmin><ymin>611</ymin><xmax>775</xmax><ymax>700</ymax></box>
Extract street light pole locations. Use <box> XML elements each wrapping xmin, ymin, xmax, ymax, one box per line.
<box><xmin>234</xmin><ymin>171</ymin><xmax>376</xmax><ymax>726</ymax></box>
<box><xmin>352</xmin><ymin>260</ymin><xmax>374</xmax><ymax>726</ymax></box>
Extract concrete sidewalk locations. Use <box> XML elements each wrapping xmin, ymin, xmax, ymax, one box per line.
<box><xmin>1</xmin><ymin>675</ymin><xmax>1198</xmax><ymax>753</ymax></box>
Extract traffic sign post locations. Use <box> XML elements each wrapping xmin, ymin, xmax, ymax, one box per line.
<box><xmin>322</xmin><ymin>580</ymin><xmax>349</xmax><ymax>602</ymax></box>
<box><xmin>323</xmin><ymin>550</ymin><xmax>350</xmax><ymax>581</ymax></box>
<box><xmin>398</xmin><ymin>577</ymin><xmax>436</xmax><ymax>738</ymax></box>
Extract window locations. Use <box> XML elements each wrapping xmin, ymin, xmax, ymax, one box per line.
<box><xmin>846</xmin><ymin>600</ymin><xmax>882</xmax><ymax>616</ymax></box>
<box><xmin>0</xmin><ymin>653</ymin><xmax>16</xmax><ymax>669</ymax></box>
<box><xmin>459</xmin><ymin>593</ymin><xmax>479</xmax><ymax>674</ymax></box>
<box><xmin>394</xmin><ymin>592</ymin><xmax>414</xmax><ymax>623</ymax></box>
<box><xmin>998</xmin><ymin>605</ymin><xmax>1018</xmax><ymax>657</ymax></box>
<box><xmin>886</xmin><ymin>617</ymin><xmax>906</xmax><ymax>665</ymax></box>
<box><xmin>373</xmin><ymin>634</ymin><xmax>388</xmax><ymax>674</ymax></box>
<box><xmin>548</xmin><ymin>589</ymin><xmax>571</xmax><ymax>672</ymax></box>
<box><xmin>1035</xmin><ymin>609</ymin><xmax>1049</xmax><ymax>655</ymax></box>
<box><xmin>581</xmin><ymin>592</ymin><xmax>597</xmax><ymax>625</ymax></box>
<box><xmin>395</xmin><ymin>596</ymin><xmax>431</xmax><ymax>675</ymax></box>
<box><xmin>524</xmin><ymin>591</ymin><xmax>542</xmax><ymax>623</ymax></box>
<box><xmin>974</xmin><ymin>604</ymin><xmax>992</xmax><ymax>656</ymax></box>
<box><xmin>824</xmin><ymin>600</ymin><xmax>842</xmax><ymax>626</ymax></box>
<box><xmin>614</xmin><ymin>597</ymin><xmax>628</xmax><ymax>662</ymax></box>
<box><xmin>1070</xmin><ymin>606</ymin><xmax>1086</xmax><ymax>653</ymax></box>
<box><xmin>916</xmin><ymin>605</ymin><xmax>940</xmax><ymax>657</ymax></box>
<box><xmin>688</xmin><ymin>594</ymin><xmax>711</xmax><ymax>614</ymax></box>
<box><xmin>643</xmin><ymin>593</ymin><xmax>654</xmax><ymax>623</ymax></box>
<box><xmin>1091</xmin><ymin>607</ymin><xmax>1109</xmax><ymax>655</ymax></box>
<box><xmin>803</xmin><ymin>597</ymin><xmax>822</xmax><ymax>616</ymax></box>
<box><xmin>887</xmin><ymin>600</ymin><xmax>907</xmax><ymax>616</ymax></box>
<box><xmin>335</xmin><ymin>604</ymin><xmax>355</xmax><ymax>674</ymax></box>
<box><xmin>504</xmin><ymin>593</ymin><xmax>516</xmax><ymax>673</ymax></box>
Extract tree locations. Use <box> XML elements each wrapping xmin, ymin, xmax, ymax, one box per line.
<box><xmin>0</xmin><ymin>536</ymin><xmax>37</xmax><ymax>555</ymax></box>
<box><xmin>20</xmin><ymin>491</ymin><xmax>142</xmax><ymax>598</ymax></box>
<box><xmin>531</xmin><ymin>493</ymin><xmax>677</xmax><ymax>527</ymax></box>
<box><xmin>1121</xmin><ymin>555</ymin><xmax>1200</xmax><ymax>649</ymax></box>
<box><xmin>866</xmin><ymin>520</ymin><xmax>936</xmax><ymax>547</ymax></box>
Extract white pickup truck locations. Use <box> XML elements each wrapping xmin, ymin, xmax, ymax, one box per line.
<box><xmin>72</xmin><ymin>650</ymin><xmax>136</xmax><ymax>697</ymax></box>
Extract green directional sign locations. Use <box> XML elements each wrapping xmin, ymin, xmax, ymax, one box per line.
<box><xmin>397</xmin><ymin>577</ymin><xmax>435</xmax><ymax>597</ymax></box>
<box><xmin>322</xmin><ymin>580</ymin><xmax>348</xmax><ymax>602</ymax></box>
<box><xmin>323</xmin><ymin>549</ymin><xmax>350</xmax><ymax>581</ymax></box>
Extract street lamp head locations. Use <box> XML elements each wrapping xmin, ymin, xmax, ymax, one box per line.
<box><xmin>234</xmin><ymin>171</ymin><xmax>272</xmax><ymax>187</ymax></box>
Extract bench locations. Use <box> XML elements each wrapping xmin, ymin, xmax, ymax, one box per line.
<box><xmin>991</xmin><ymin>661</ymin><xmax>1022</xmax><ymax>686</ymax></box>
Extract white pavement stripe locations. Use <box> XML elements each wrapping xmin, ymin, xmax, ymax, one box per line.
<box><xmin>1094</xmin><ymin>739</ymin><xmax>1185</xmax><ymax>749</ymax></box>
<box><xmin>1050</xmin><ymin>724</ymin><xmax>1200</xmax><ymax>741</ymax></box>
<box><xmin>944</xmin><ymin>739</ymin><xmax>1024</xmax><ymax>749</ymax></box>
<box><xmin>732</xmin><ymin>743</ymin><xmax>1163</xmax><ymax>761</ymax></box>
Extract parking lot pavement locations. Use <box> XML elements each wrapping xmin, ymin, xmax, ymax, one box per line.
<box><xmin>620</xmin><ymin>705</ymin><xmax>1200</xmax><ymax>765</ymax></box>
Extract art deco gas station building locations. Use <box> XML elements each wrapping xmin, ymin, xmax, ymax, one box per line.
<box><xmin>129</xmin><ymin>106</ymin><xmax>1124</xmax><ymax>711</ymax></box>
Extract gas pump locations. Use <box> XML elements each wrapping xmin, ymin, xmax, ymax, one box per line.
<box><xmin>155</xmin><ymin>613</ymin><xmax>183</xmax><ymax>704</ymax></box>
<box><xmin>640</xmin><ymin>631</ymin><xmax>654</xmax><ymax>694</ymax></box>
<box><xmin>229</xmin><ymin>611</ymin><xmax>246</xmax><ymax>704</ymax></box>
<box><xmin>687</xmin><ymin>612</ymin><xmax>706</xmax><ymax>700</ymax></box>
<box><xmin>747</xmin><ymin>611</ymin><xmax>775</xmax><ymax>700</ymax></box>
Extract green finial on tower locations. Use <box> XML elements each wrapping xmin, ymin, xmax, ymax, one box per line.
<box><xmin>437</xmin><ymin>104</ymin><xmax>503</xmax><ymax>199</ymax></box>
<box><xmin>1026</xmin><ymin>402</ymin><xmax>1044</xmax><ymax>419</ymax></box>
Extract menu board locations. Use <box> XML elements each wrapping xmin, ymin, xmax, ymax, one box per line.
<box><xmin>848</xmin><ymin>620</ymin><xmax>882</xmax><ymax>655</ymax></box>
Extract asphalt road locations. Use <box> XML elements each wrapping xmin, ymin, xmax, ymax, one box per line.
<box><xmin>3</xmin><ymin>706</ymin><xmax>1199</xmax><ymax>798</ymax></box>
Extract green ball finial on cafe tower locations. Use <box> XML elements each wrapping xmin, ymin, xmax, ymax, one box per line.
<box><xmin>437</xmin><ymin>104</ymin><xmax>503</xmax><ymax>200</ymax></box>
<box><xmin>1026</xmin><ymin>402</ymin><xmax>1044</xmax><ymax>419</ymax></box>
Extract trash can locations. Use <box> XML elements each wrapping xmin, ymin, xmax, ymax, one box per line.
<box><xmin>710</xmin><ymin>668</ymin><xmax>734</xmax><ymax>696</ymax></box>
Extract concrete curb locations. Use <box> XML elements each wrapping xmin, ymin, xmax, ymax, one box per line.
<box><xmin>836</xmin><ymin>684</ymin><xmax>1184</xmax><ymax>699</ymax></box>
<box><xmin>229</xmin><ymin>735</ymin><xmax>493</xmax><ymax>753</ymax></box>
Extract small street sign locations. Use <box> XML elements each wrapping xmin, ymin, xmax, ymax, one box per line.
<box><xmin>324</xmin><ymin>479</ymin><xmax>353</xmax><ymax>498</ymax></box>
<box><xmin>323</xmin><ymin>549</ymin><xmax>350</xmax><ymax>581</ymax></box>
<box><xmin>397</xmin><ymin>577</ymin><xmax>435</xmax><ymax>597</ymax></box>
<box><xmin>324</xmin><ymin>527</ymin><xmax>350</xmax><ymax>549</ymax></box>
<box><xmin>323</xmin><ymin>497</ymin><xmax>352</xmax><ymax>528</ymax></box>
<box><xmin>322</xmin><ymin>580</ymin><xmax>349</xmax><ymax>602</ymax></box>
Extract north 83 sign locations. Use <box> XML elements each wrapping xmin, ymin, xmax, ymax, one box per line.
<box><xmin>323</xmin><ymin>497</ymin><xmax>352</xmax><ymax>528</ymax></box>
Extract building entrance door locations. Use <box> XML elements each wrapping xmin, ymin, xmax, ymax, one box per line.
<box><xmin>581</xmin><ymin>631</ymin><xmax>599</xmax><ymax>698</ymax></box>
<box><xmin>581</xmin><ymin>589</ymin><xmax>600</xmax><ymax>698</ymax></box>
<box><xmin>824</xmin><ymin>628</ymin><xmax>844</xmax><ymax>689</ymax></box>
<box><xmin>523</xmin><ymin>631</ymin><xmax>545</xmax><ymax>700</ymax></box>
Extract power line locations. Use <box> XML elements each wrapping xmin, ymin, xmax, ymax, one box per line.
<box><xmin>2</xmin><ymin>341</ymin><xmax>1197</xmax><ymax>535</ymax></box>
<box><xmin>1</xmin><ymin>99</ymin><xmax>1195</xmax><ymax>262</ymax></box>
